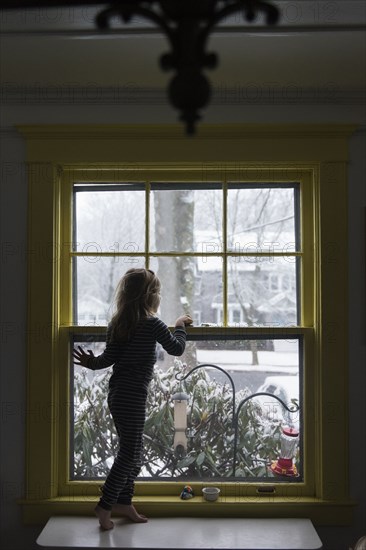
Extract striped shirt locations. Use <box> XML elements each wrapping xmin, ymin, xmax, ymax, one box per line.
<box><xmin>88</xmin><ymin>316</ymin><xmax>187</xmax><ymax>388</ymax></box>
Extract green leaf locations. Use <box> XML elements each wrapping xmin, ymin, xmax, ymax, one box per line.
<box><xmin>177</xmin><ymin>455</ymin><xmax>196</xmax><ymax>468</ymax></box>
<box><xmin>196</xmin><ymin>451</ymin><xmax>206</xmax><ymax>466</ymax></box>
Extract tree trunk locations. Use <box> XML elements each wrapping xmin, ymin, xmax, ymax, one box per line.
<box><xmin>250</xmin><ymin>339</ymin><xmax>259</xmax><ymax>366</ymax></box>
<box><xmin>154</xmin><ymin>189</ymin><xmax>197</xmax><ymax>368</ymax></box>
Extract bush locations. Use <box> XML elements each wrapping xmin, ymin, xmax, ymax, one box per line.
<box><xmin>73</xmin><ymin>360</ymin><xmax>285</xmax><ymax>480</ymax></box>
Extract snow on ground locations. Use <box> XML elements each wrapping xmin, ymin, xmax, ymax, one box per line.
<box><xmin>196</xmin><ymin>349</ymin><xmax>298</xmax><ymax>373</ymax></box>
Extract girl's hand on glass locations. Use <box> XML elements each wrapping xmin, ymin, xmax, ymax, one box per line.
<box><xmin>72</xmin><ymin>346</ymin><xmax>95</xmax><ymax>367</ymax></box>
<box><xmin>175</xmin><ymin>314</ymin><xmax>193</xmax><ymax>328</ymax></box>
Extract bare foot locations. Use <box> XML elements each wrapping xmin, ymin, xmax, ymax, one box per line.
<box><xmin>94</xmin><ymin>504</ymin><xmax>114</xmax><ymax>530</ymax></box>
<box><xmin>113</xmin><ymin>503</ymin><xmax>148</xmax><ymax>523</ymax></box>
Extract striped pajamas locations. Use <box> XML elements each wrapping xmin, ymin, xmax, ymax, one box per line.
<box><xmin>87</xmin><ymin>316</ymin><xmax>187</xmax><ymax>511</ymax></box>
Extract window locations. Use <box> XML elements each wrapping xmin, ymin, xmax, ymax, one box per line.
<box><xmin>72</xmin><ymin>182</ymin><xmax>299</xmax><ymax>328</ymax></box>
<box><xmin>22</xmin><ymin>124</ymin><xmax>354</xmax><ymax>524</ymax></box>
<box><xmin>70</xmin><ymin>181</ymin><xmax>303</xmax><ymax>481</ymax></box>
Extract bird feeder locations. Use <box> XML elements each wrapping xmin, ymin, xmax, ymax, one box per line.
<box><xmin>172</xmin><ymin>392</ymin><xmax>189</xmax><ymax>457</ymax></box>
<box><xmin>270</xmin><ymin>426</ymin><xmax>299</xmax><ymax>477</ymax></box>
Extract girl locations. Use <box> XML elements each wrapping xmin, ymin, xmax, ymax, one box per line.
<box><xmin>73</xmin><ymin>268</ymin><xmax>192</xmax><ymax>530</ymax></box>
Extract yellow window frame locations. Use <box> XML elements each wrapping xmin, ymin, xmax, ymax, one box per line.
<box><xmin>20</xmin><ymin>124</ymin><xmax>356</xmax><ymax>525</ymax></box>
<box><xmin>60</xmin><ymin>168</ymin><xmax>311</xmax><ymax>489</ymax></box>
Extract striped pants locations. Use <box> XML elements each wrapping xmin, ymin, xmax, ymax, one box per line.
<box><xmin>98</xmin><ymin>377</ymin><xmax>148</xmax><ymax>511</ymax></box>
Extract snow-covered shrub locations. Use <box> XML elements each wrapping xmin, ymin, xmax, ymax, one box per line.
<box><xmin>73</xmin><ymin>360</ymin><xmax>284</xmax><ymax>479</ymax></box>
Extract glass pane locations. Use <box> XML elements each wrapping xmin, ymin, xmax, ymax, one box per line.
<box><xmin>71</xmin><ymin>335</ymin><xmax>301</xmax><ymax>481</ymax></box>
<box><xmin>227</xmin><ymin>185</ymin><xmax>298</xmax><ymax>253</ymax></box>
<box><xmin>151</xmin><ymin>337</ymin><xmax>301</xmax><ymax>479</ymax></box>
<box><xmin>75</xmin><ymin>256</ymin><xmax>145</xmax><ymax>325</ymax></box>
<box><xmin>72</xmin><ymin>338</ymin><xmax>117</xmax><ymax>480</ymax></box>
<box><xmin>74</xmin><ymin>186</ymin><xmax>145</xmax><ymax>253</ymax></box>
<box><xmin>150</xmin><ymin>256</ymin><xmax>223</xmax><ymax>327</ymax></box>
<box><xmin>227</xmin><ymin>256</ymin><xmax>299</xmax><ymax>326</ymax></box>
<box><xmin>150</xmin><ymin>184</ymin><xmax>223</xmax><ymax>252</ymax></box>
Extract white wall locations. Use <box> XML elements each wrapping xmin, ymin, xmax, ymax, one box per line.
<box><xmin>0</xmin><ymin>100</ymin><xmax>365</xmax><ymax>550</ymax></box>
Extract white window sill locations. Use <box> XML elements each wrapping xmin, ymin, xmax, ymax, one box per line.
<box><xmin>37</xmin><ymin>517</ymin><xmax>322</xmax><ymax>549</ymax></box>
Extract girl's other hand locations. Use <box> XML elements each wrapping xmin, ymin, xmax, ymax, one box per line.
<box><xmin>72</xmin><ymin>346</ymin><xmax>95</xmax><ymax>367</ymax></box>
<box><xmin>175</xmin><ymin>314</ymin><xmax>193</xmax><ymax>328</ymax></box>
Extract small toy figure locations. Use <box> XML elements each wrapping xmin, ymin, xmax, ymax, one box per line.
<box><xmin>180</xmin><ymin>485</ymin><xmax>194</xmax><ymax>500</ymax></box>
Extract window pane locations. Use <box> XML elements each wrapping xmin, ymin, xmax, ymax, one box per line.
<box><xmin>150</xmin><ymin>184</ymin><xmax>222</xmax><ymax>252</ymax></box>
<box><xmin>72</xmin><ymin>338</ymin><xmax>116</xmax><ymax>480</ymax></box>
<box><xmin>74</xmin><ymin>256</ymin><xmax>145</xmax><ymax>324</ymax></box>
<box><xmin>227</xmin><ymin>256</ymin><xmax>299</xmax><ymax>326</ymax></box>
<box><xmin>74</xmin><ymin>185</ymin><xmax>145</xmax><ymax>253</ymax></box>
<box><xmin>227</xmin><ymin>185</ymin><xmax>298</xmax><ymax>253</ymax></box>
<box><xmin>71</xmin><ymin>335</ymin><xmax>302</xmax><ymax>481</ymax></box>
<box><xmin>150</xmin><ymin>256</ymin><xmax>223</xmax><ymax>327</ymax></box>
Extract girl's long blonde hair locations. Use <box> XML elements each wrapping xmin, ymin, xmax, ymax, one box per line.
<box><xmin>109</xmin><ymin>268</ymin><xmax>161</xmax><ymax>342</ymax></box>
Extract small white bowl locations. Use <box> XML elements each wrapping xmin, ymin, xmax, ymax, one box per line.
<box><xmin>202</xmin><ymin>487</ymin><xmax>220</xmax><ymax>502</ymax></box>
